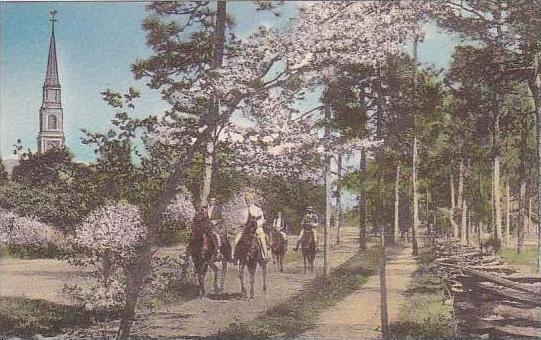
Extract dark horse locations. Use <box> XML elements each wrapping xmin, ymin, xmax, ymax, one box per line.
<box><xmin>187</xmin><ymin>209</ymin><xmax>232</xmax><ymax>297</ymax></box>
<box><xmin>234</xmin><ymin>216</ymin><xmax>267</xmax><ymax>299</ymax></box>
<box><xmin>267</xmin><ymin>227</ymin><xmax>287</xmax><ymax>272</ymax></box>
<box><xmin>300</xmin><ymin>227</ymin><xmax>316</xmax><ymax>273</ymax></box>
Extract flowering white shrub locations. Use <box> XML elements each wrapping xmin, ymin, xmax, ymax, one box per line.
<box><xmin>66</xmin><ymin>202</ymin><xmax>190</xmax><ymax>312</ymax></box>
<box><xmin>74</xmin><ymin>202</ymin><xmax>147</xmax><ymax>261</ymax></box>
<box><xmin>0</xmin><ymin>210</ymin><xmax>65</xmax><ymax>257</ymax></box>
<box><xmin>222</xmin><ymin>190</ymin><xmax>265</xmax><ymax>231</ymax></box>
<box><xmin>163</xmin><ymin>192</ymin><xmax>196</xmax><ymax>228</ymax></box>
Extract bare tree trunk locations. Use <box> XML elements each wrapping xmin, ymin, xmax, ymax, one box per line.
<box><xmin>494</xmin><ymin>154</ymin><xmax>502</xmax><ymax>248</ymax></box>
<box><xmin>335</xmin><ymin>153</ymin><xmax>342</xmax><ymax>245</ymax></box>
<box><xmin>461</xmin><ymin>190</ymin><xmax>468</xmax><ymax>245</ymax></box>
<box><xmin>458</xmin><ymin>159</ymin><xmax>464</xmax><ymax>242</ymax></box>
<box><xmin>200</xmin><ymin>1</ymin><xmax>227</xmax><ymax>205</ymax></box>
<box><xmin>426</xmin><ymin>185</ymin><xmax>430</xmax><ymax>235</ymax></box>
<box><xmin>324</xmin><ymin>105</ymin><xmax>332</xmax><ymax>276</ymax></box>
<box><xmin>394</xmin><ymin>162</ymin><xmax>400</xmax><ymax>242</ymax></box>
<box><xmin>519</xmin><ymin>180</ymin><xmax>526</xmax><ymax>254</ymax></box>
<box><xmin>467</xmin><ymin>204</ymin><xmax>472</xmax><ymax>246</ymax></box>
<box><xmin>117</xmin><ymin>138</ymin><xmax>203</xmax><ymax>338</ymax></box>
<box><xmin>450</xmin><ymin>166</ymin><xmax>458</xmax><ymax>238</ymax></box>
<box><xmin>359</xmin><ymin>149</ymin><xmax>367</xmax><ymax>250</ymax></box>
<box><xmin>527</xmin><ymin>45</ymin><xmax>541</xmax><ymax>272</ymax></box>
<box><xmin>411</xmin><ymin>36</ymin><xmax>419</xmax><ymax>256</ymax></box>
<box><xmin>528</xmin><ymin>196</ymin><xmax>532</xmax><ymax>235</ymax></box>
<box><xmin>379</xmin><ymin>212</ymin><xmax>389</xmax><ymax>338</ymax></box>
<box><xmin>505</xmin><ymin>177</ymin><xmax>511</xmax><ymax>247</ymax></box>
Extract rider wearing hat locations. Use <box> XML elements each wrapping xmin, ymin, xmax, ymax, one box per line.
<box><xmin>234</xmin><ymin>192</ymin><xmax>270</xmax><ymax>261</ymax></box>
<box><xmin>294</xmin><ymin>206</ymin><xmax>319</xmax><ymax>252</ymax></box>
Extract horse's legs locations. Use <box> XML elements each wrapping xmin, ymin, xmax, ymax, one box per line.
<box><xmin>239</xmin><ymin>263</ymin><xmax>247</xmax><ymax>297</ymax></box>
<box><xmin>197</xmin><ymin>264</ymin><xmax>208</xmax><ymax>297</ymax></box>
<box><xmin>303</xmin><ymin>252</ymin><xmax>307</xmax><ymax>274</ymax></box>
<box><xmin>220</xmin><ymin>260</ymin><xmax>227</xmax><ymax>293</ymax></box>
<box><xmin>248</xmin><ymin>262</ymin><xmax>256</xmax><ymax>299</ymax></box>
<box><xmin>209</xmin><ymin>261</ymin><xmax>220</xmax><ymax>293</ymax></box>
<box><xmin>261</xmin><ymin>260</ymin><xmax>267</xmax><ymax>293</ymax></box>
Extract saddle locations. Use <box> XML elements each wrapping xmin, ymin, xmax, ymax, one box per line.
<box><xmin>300</xmin><ymin>227</ymin><xmax>315</xmax><ymax>249</ymax></box>
<box><xmin>234</xmin><ymin>218</ymin><xmax>260</xmax><ymax>261</ymax></box>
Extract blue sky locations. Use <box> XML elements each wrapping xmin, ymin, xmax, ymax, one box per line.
<box><xmin>1</xmin><ymin>1</ymin><xmax>458</xmax><ymax>162</ymax></box>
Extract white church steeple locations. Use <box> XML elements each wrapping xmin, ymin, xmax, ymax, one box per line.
<box><xmin>37</xmin><ymin>10</ymin><xmax>65</xmax><ymax>153</ymax></box>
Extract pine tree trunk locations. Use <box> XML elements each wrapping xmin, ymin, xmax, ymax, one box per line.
<box><xmin>505</xmin><ymin>178</ymin><xmax>511</xmax><ymax>247</ymax></box>
<box><xmin>457</xmin><ymin>159</ymin><xmax>464</xmax><ymax>242</ymax></box>
<box><xmin>335</xmin><ymin>153</ymin><xmax>342</xmax><ymax>245</ymax></box>
<box><xmin>359</xmin><ymin>149</ymin><xmax>367</xmax><ymax>250</ymax></box>
<box><xmin>461</xmin><ymin>190</ymin><xmax>468</xmax><ymax>245</ymax></box>
<box><xmin>450</xmin><ymin>166</ymin><xmax>458</xmax><ymax>238</ymax></box>
<box><xmin>324</xmin><ymin>105</ymin><xmax>332</xmax><ymax>276</ymax></box>
<box><xmin>528</xmin><ymin>196</ymin><xmax>532</xmax><ymax>235</ymax></box>
<box><xmin>379</xmin><ymin>214</ymin><xmax>389</xmax><ymax>338</ymax></box>
<box><xmin>494</xmin><ymin>154</ymin><xmax>502</xmax><ymax>249</ymax></box>
<box><xmin>518</xmin><ymin>180</ymin><xmax>526</xmax><ymax>254</ymax></box>
<box><xmin>426</xmin><ymin>185</ymin><xmax>430</xmax><ymax>235</ymax></box>
<box><xmin>412</xmin><ymin>136</ymin><xmax>420</xmax><ymax>256</ymax></box>
<box><xmin>200</xmin><ymin>1</ymin><xmax>227</xmax><ymax>206</ymax></box>
<box><xmin>411</xmin><ymin>36</ymin><xmax>419</xmax><ymax>256</ymax></box>
<box><xmin>527</xmin><ymin>45</ymin><xmax>540</xmax><ymax>272</ymax></box>
<box><xmin>467</xmin><ymin>204</ymin><xmax>472</xmax><ymax>246</ymax></box>
<box><xmin>394</xmin><ymin>162</ymin><xmax>400</xmax><ymax>242</ymax></box>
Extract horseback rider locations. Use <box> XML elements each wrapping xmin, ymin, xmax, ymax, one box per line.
<box><xmin>294</xmin><ymin>206</ymin><xmax>319</xmax><ymax>252</ymax></box>
<box><xmin>272</xmin><ymin>211</ymin><xmax>288</xmax><ymax>242</ymax></box>
<box><xmin>234</xmin><ymin>192</ymin><xmax>270</xmax><ymax>262</ymax></box>
<box><xmin>207</xmin><ymin>197</ymin><xmax>223</xmax><ymax>256</ymax></box>
<box><xmin>188</xmin><ymin>205</ymin><xmax>212</xmax><ymax>255</ymax></box>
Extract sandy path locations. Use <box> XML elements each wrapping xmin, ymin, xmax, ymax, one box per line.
<box><xmin>298</xmin><ymin>247</ymin><xmax>417</xmax><ymax>339</ymax></box>
<box><xmin>129</xmin><ymin>226</ymin><xmax>363</xmax><ymax>337</ymax></box>
<box><xmin>0</xmin><ymin>258</ymin><xmax>86</xmax><ymax>304</ymax></box>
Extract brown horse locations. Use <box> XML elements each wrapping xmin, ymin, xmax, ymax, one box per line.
<box><xmin>234</xmin><ymin>217</ymin><xmax>267</xmax><ymax>299</ymax></box>
<box><xmin>267</xmin><ymin>228</ymin><xmax>287</xmax><ymax>272</ymax></box>
<box><xmin>187</xmin><ymin>209</ymin><xmax>231</xmax><ymax>296</ymax></box>
<box><xmin>300</xmin><ymin>228</ymin><xmax>316</xmax><ymax>273</ymax></box>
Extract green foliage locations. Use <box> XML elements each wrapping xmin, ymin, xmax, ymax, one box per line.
<box><xmin>256</xmin><ymin>176</ymin><xmax>325</xmax><ymax>232</ymax></box>
<box><xmin>1</xmin><ymin>153</ymin><xmax>94</xmax><ymax>229</ymax></box>
<box><xmin>11</xmin><ymin>147</ymin><xmax>76</xmax><ymax>188</ymax></box>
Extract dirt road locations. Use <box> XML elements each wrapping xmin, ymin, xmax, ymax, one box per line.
<box><xmin>298</xmin><ymin>247</ymin><xmax>418</xmax><ymax>339</ymax></box>
<box><xmin>130</xmin><ymin>226</ymin><xmax>363</xmax><ymax>337</ymax></box>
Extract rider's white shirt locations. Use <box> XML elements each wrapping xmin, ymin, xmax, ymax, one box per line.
<box><xmin>248</xmin><ymin>203</ymin><xmax>265</xmax><ymax>227</ymax></box>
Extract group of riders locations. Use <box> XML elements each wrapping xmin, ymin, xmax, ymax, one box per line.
<box><xmin>187</xmin><ymin>192</ymin><xmax>320</xmax><ymax>264</ymax></box>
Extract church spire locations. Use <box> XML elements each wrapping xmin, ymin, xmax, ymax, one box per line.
<box><xmin>37</xmin><ymin>10</ymin><xmax>65</xmax><ymax>153</ymax></box>
<box><xmin>45</xmin><ymin>10</ymin><xmax>59</xmax><ymax>86</ymax></box>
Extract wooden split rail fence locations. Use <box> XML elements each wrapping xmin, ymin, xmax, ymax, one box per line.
<box><xmin>431</xmin><ymin>240</ymin><xmax>541</xmax><ymax>338</ymax></box>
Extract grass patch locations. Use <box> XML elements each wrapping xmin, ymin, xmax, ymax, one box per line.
<box><xmin>0</xmin><ymin>296</ymin><xmax>116</xmax><ymax>337</ymax></box>
<box><xmin>390</xmin><ymin>247</ymin><xmax>453</xmax><ymax>338</ymax></box>
<box><xmin>501</xmin><ymin>246</ymin><xmax>538</xmax><ymax>270</ymax></box>
<box><xmin>218</xmin><ymin>246</ymin><xmax>381</xmax><ymax>337</ymax></box>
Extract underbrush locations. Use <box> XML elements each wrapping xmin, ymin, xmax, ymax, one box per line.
<box><xmin>501</xmin><ymin>245</ymin><xmax>538</xmax><ymax>271</ymax></box>
<box><xmin>219</xmin><ymin>246</ymin><xmax>380</xmax><ymax>337</ymax></box>
<box><xmin>0</xmin><ymin>296</ymin><xmax>118</xmax><ymax>337</ymax></box>
<box><xmin>389</xmin><ymin>247</ymin><xmax>453</xmax><ymax>338</ymax></box>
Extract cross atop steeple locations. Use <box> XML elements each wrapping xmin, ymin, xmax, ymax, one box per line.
<box><xmin>49</xmin><ymin>10</ymin><xmax>57</xmax><ymax>33</ymax></box>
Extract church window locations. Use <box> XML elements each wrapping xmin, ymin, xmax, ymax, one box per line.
<box><xmin>48</xmin><ymin>114</ymin><xmax>58</xmax><ymax>130</ymax></box>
